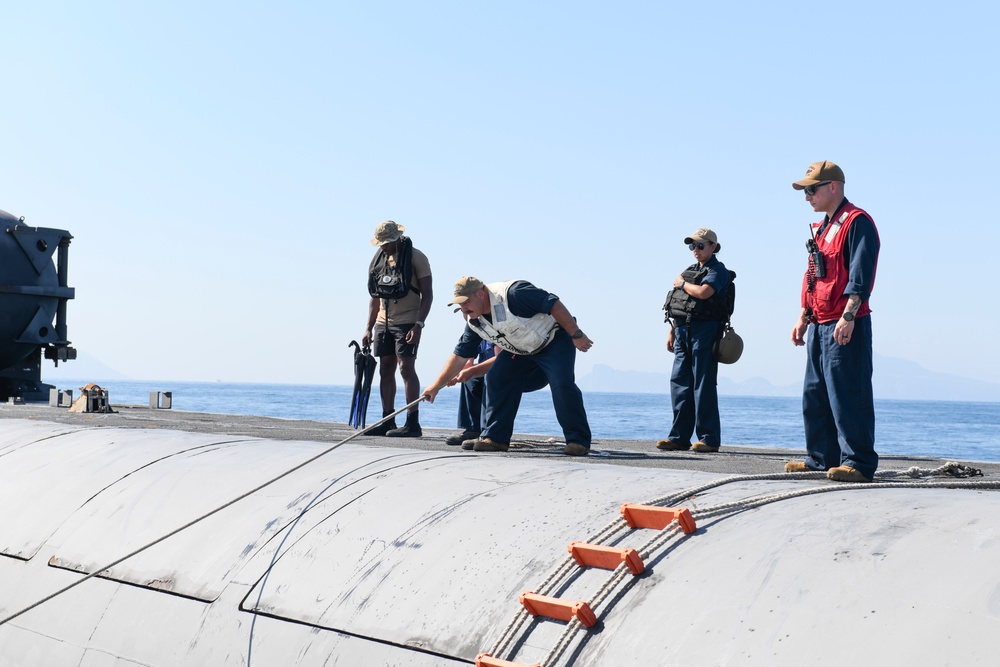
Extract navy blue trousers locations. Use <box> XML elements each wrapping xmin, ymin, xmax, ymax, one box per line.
<box><xmin>481</xmin><ymin>330</ymin><xmax>592</xmax><ymax>447</ymax></box>
<box><xmin>457</xmin><ymin>376</ymin><xmax>485</xmax><ymax>432</ymax></box>
<box><xmin>802</xmin><ymin>316</ymin><xmax>878</xmax><ymax>478</ymax></box>
<box><xmin>668</xmin><ymin>320</ymin><xmax>722</xmax><ymax>446</ymax></box>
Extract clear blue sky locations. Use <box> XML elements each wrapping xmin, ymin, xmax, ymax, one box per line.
<box><xmin>4</xmin><ymin>1</ymin><xmax>997</xmax><ymax>390</ymax></box>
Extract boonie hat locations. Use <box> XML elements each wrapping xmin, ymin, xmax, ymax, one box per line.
<box><xmin>684</xmin><ymin>227</ymin><xmax>721</xmax><ymax>252</ymax></box>
<box><xmin>792</xmin><ymin>160</ymin><xmax>846</xmax><ymax>190</ymax></box>
<box><xmin>371</xmin><ymin>220</ymin><xmax>405</xmax><ymax>246</ymax></box>
<box><xmin>447</xmin><ymin>276</ymin><xmax>485</xmax><ymax>307</ymax></box>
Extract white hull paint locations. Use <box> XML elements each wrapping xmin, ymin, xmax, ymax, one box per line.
<box><xmin>0</xmin><ymin>419</ymin><xmax>997</xmax><ymax>666</ymax></box>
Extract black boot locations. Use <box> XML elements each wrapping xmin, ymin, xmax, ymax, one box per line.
<box><xmin>386</xmin><ymin>409</ymin><xmax>422</xmax><ymax>437</ymax></box>
<box><xmin>364</xmin><ymin>411</ymin><xmax>397</xmax><ymax>436</ymax></box>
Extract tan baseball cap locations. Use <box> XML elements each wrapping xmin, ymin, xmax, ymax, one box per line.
<box><xmin>370</xmin><ymin>220</ymin><xmax>405</xmax><ymax>246</ymax></box>
<box><xmin>447</xmin><ymin>276</ymin><xmax>484</xmax><ymax>307</ymax></box>
<box><xmin>792</xmin><ymin>160</ymin><xmax>845</xmax><ymax>190</ymax></box>
<box><xmin>684</xmin><ymin>227</ymin><xmax>721</xmax><ymax>251</ymax></box>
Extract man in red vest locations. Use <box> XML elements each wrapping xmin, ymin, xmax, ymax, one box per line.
<box><xmin>787</xmin><ymin>161</ymin><xmax>881</xmax><ymax>482</ymax></box>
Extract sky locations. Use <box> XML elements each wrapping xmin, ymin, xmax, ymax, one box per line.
<box><xmin>3</xmin><ymin>1</ymin><xmax>999</xmax><ymax>391</ymax></box>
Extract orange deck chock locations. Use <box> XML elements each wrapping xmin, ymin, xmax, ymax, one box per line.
<box><xmin>620</xmin><ymin>503</ymin><xmax>697</xmax><ymax>534</ymax></box>
<box><xmin>567</xmin><ymin>541</ymin><xmax>645</xmax><ymax>575</ymax></box>
<box><xmin>519</xmin><ymin>591</ymin><xmax>598</xmax><ymax>628</ymax></box>
<box><xmin>475</xmin><ymin>653</ymin><xmax>541</xmax><ymax>667</ymax></box>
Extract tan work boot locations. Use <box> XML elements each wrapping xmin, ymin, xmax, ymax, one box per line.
<box><xmin>470</xmin><ymin>438</ymin><xmax>510</xmax><ymax>452</ymax></box>
<box><xmin>784</xmin><ymin>461</ymin><xmax>811</xmax><ymax>473</ymax></box>
<box><xmin>564</xmin><ymin>443</ymin><xmax>590</xmax><ymax>456</ymax></box>
<box><xmin>827</xmin><ymin>465</ymin><xmax>871</xmax><ymax>483</ymax></box>
<box><xmin>656</xmin><ymin>439</ymin><xmax>690</xmax><ymax>451</ymax></box>
<box><xmin>691</xmin><ymin>441</ymin><xmax>719</xmax><ymax>453</ymax></box>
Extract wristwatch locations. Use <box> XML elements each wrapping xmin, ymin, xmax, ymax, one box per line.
<box><xmin>415</xmin><ymin>321</ymin><xmax>426</xmax><ymax>329</ymax></box>
<box><xmin>572</xmin><ymin>329</ymin><xmax>586</xmax><ymax>339</ymax></box>
<box><xmin>841</xmin><ymin>312</ymin><xmax>855</xmax><ymax>322</ymax></box>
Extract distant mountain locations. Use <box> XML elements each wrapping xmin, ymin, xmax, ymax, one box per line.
<box><xmin>43</xmin><ymin>351</ymin><xmax>130</xmax><ymax>383</ymax></box>
<box><xmin>873</xmin><ymin>355</ymin><xmax>1000</xmax><ymax>402</ymax></box>
<box><xmin>579</xmin><ymin>355</ymin><xmax>1000</xmax><ymax>403</ymax></box>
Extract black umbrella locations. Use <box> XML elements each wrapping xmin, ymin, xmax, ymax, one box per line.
<box><xmin>349</xmin><ymin>340</ymin><xmax>377</xmax><ymax>428</ymax></box>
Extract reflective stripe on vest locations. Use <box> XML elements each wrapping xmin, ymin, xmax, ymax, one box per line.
<box><xmin>801</xmin><ymin>203</ymin><xmax>879</xmax><ymax>323</ymax></box>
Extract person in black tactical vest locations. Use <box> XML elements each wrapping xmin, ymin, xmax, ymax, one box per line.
<box><xmin>362</xmin><ymin>221</ymin><xmax>433</xmax><ymax>437</ymax></box>
<box><xmin>658</xmin><ymin>228</ymin><xmax>733</xmax><ymax>453</ymax></box>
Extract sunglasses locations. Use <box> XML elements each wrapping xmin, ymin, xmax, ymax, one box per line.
<box><xmin>803</xmin><ymin>181</ymin><xmax>832</xmax><ymax>196</ymax></box>
<box><xmin>688</xmin><ymin>242</ymin><xmax>711</xmax><ymax>251</ymax></box>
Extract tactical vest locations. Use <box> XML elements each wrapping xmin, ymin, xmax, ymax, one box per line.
<box><xmin>664</xmin><ymin>265</ymin><xmax>736</xmax><ymax>324</ymax></box>
<box><xmin>368</xmin><ymin>236</ymin><xmax>418</xmax><ymax>300</ymax></box>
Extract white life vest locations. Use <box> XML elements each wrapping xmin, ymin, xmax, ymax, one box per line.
<box><xmin>466</xmin><ymin>280</ymin><xmax>559</xmax><ymax>355</ymax></box>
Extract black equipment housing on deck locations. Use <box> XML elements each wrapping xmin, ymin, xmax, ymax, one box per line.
<box><xmin>0</xmin><ymin>209</ymin><xmax>76</xmax><ymax>401</ymax></box>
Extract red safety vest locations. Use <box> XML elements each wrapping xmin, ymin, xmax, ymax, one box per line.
<box><xmin>800</xmin><ymin>203</ymin><xmax>879</xmax><ymax>323</ymax></box>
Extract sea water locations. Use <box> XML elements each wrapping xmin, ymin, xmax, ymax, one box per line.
<box><xmin>48</xmin><ymin>378</ymin><xmax>1000</xmax><ymax>463</ymax></box>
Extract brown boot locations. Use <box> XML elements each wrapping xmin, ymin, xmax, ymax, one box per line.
<box><xmin>446</xmin><ymin>429</ymin><xmax>480</xmax><ymax>446</ymax></box>
<box><xmin>469</xmin><ymin>438</ymin><xmax>509</xmax><ymax>452</ymax></box>
<box><xmin>656</xmin><ymin>439</ymin><xmax>690</xmax><ymax>451</ymax></box>
<box><xmin>827</xmin><ymin>465</ymin><xmax>871</xmax><ymax>483</ymax></box>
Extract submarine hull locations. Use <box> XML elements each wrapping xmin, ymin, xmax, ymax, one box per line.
<box><xmin>0</xmin><ymin>419</ymin><xmax>997</xmax><ymax>665</ymax></box>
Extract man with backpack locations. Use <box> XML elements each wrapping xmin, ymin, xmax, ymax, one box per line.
<box><xmin>658</xmin><ymin>228</ymin><xmax>733</xmax><ymax>453</ymax></box>
<box><xmin>362</xmin><ymin>220</ymin><xmax>433</xmax><ymax>437</ymax></box>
